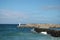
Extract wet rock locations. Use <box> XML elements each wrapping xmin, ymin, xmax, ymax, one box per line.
<box><xmin>34</xmin><ymin>28</ymin><xmax>41</xmax><ymax>33</ymax></box>
<box><xmin>34</xmin><ymin>28</ymin><xmax>48</xmax><ymax>33</ymax></box>
<box><xmin>34</xmin><ymin>28</ymin><xmax>60</xmax><ymax>37</ymax></box>
<box><xmin>49</xmin><ymin>30</ymin><xmax>60</xmax><ymax>37</ymax></box>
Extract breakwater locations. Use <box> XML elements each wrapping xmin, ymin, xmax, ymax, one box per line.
<box><xmin>20</xmin><ymin>24</ymin><xmax>60</xmax><ymax>28</ymax></box>
<box><xmin>19</xmin><ymin>24</ymin><xmax>60</xmax><ymax>37</ymax></box>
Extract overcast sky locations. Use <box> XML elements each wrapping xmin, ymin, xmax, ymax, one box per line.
<box><xmin>0</xmin><ymin>0</ymin><xmax>60</xmax><ymax>24</ymax></box>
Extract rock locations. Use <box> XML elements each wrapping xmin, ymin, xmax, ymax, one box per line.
<box><xmin>34</xmin><ymin>28</ymin><xmax>48</xmax><ymax>33</ymax></box>
<box><xmin>49</xmin><ymin>30</ymin><xmax>60</xmax><ymax>37</ymax></box>
<box><xmin>34</xmin><ymin>28</ymin><xmax>41</xmax><ymax>33</ymax></box>
<box><xmin>34</xmin><ymin>28</ymin><xmax>60</xmax><ymax>37</ymax></box>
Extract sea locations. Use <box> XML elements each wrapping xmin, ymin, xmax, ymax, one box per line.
<box><xmin>0</xmin><ymin>24</ymin><xmax>60</xmax><ymax>40</ymax></box>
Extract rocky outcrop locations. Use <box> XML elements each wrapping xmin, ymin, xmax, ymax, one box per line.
<box><xmin>19</xmin><ymin>24</ymin><xmax>60</xmax><ymax>37</ymax></box>
<box><xmin>34</xmin><ymin>28</ymin><xmax>41</xmax><ymax>33</ymax></box>
<box><xmin>34</xmin><ymin>28</ymin><xmax>60</xmax><ymax>37</ymax></box>
<box><xmin>47</xmin><ymin>30</ymin><xmax>60</xmax><ymax>37</ymax></box>
<box><xmin>34</xmin><ymin>28</ymin><xmax>48</xmax><ymax>33</ymax></box>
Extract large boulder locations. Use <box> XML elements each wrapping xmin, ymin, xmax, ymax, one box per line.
<box><xmin>49</xmin><ymin>30</ymin><xmax>60</xmax><ymax>37</ymax></box>
<box><xmin>34</xmin><ymin>28</ymin><xmax>60</xmax><ymax>37</ymax></box>
<box><xmin>34</xmin><ymin>28</ymin><xmax>41</xmax><ymax>33</ymax></box>
<box><xmin>34</xmin><ymin>28</ymin><xmax>48</xmax><ymax>33</ymax></box>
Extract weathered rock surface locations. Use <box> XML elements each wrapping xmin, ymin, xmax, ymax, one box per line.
<box><xmin>19</xmin><ymin>24</ymin><xmax>60</xmax><ymax>37</ymax></box>
<box><xmin>34</xmin><ymin>28</ymin><xmax>60</xmax><ymax>37</ymax></box>
<box><xmin>47</xmin><ymin>30</ymin><xmax>60</xmax><ymax>37</ymax></box>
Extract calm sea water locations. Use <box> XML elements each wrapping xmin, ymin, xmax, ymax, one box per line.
<box><xmin>0</xmin><ymin>24</ymin><xmax>60</xmax><ymax>40</ymax></box>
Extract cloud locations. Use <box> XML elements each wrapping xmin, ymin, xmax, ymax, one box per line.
<box><xmin>42</xmin><ymin>5</ymin><xmax>60</xmax><ymax>10</ymax></box>
<box><xmin>0</xmin><ymin>9</ymin><xmax>28</xmax><ymax>19</ymax></box>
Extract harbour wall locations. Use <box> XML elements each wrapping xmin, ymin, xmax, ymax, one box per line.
<box><xmin>19</xmin><ymin>24</ymin><xmax>60</xmax><ymax>37</ymax></box>
<box><xmin>20</xmin><ymin>24</ymin><xmax>60</xmax><ymax>28</ymax></box>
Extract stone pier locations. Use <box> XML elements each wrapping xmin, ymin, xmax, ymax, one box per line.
<box><xmin>18</xmin><ymin>24</ymin><xmax>60</xmax><ymax>37</ymax></box>
<box><xmin>20</xmin><ymin>24</ymin><xmax>60</xmax><ymax>28</ymax></box>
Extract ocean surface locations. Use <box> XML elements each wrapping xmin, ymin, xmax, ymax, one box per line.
<box><xmin>0</xmin><ymin>24</ymin><xmax>60</xmax><ymax>40</ymax></box>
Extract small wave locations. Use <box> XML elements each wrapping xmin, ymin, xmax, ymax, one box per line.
<box><xmin>31</xmin><ymin>28</ymin><xmax>36</xmax><ymax>33</ymax></box>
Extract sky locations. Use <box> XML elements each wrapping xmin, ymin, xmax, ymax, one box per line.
<box><xmin>0</xmin><ymin>0</ymin><xmax>60</xmax><ymax>24</ymax></box>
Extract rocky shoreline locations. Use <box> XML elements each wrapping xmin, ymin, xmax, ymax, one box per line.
<box><xmin>34</xmin><ymin>28</ymin><xmax>60</xmax><ymax>37</ymax></box>
<box><xmin>19</xmin><ymin>24</ymin><xmax>60</xmax><ymax>37</ymax></box>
